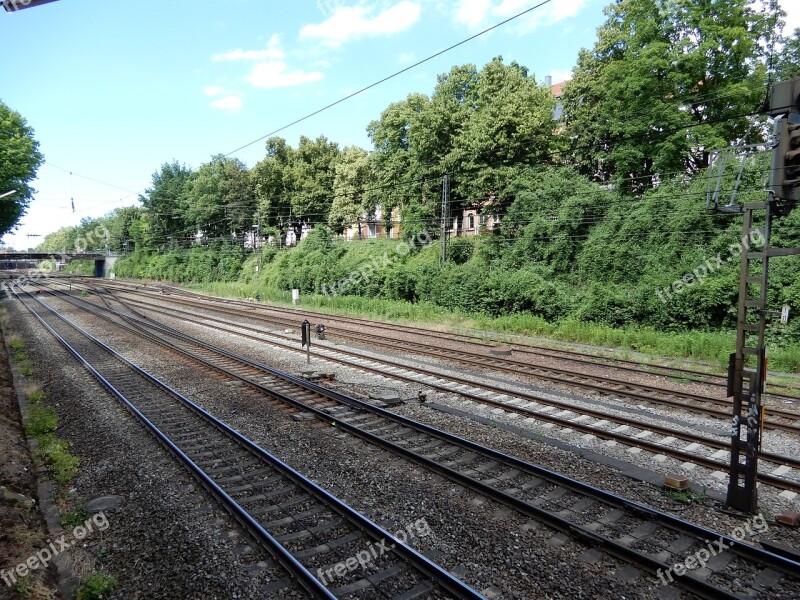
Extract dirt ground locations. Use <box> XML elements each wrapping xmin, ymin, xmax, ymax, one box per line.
<box><xmin>0</xmin><ymin>317</ymin><xmax>59</xmax><ymax>600</ymax></box>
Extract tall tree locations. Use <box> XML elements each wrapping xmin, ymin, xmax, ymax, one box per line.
<box><xmin>251</xmin><ymin>137</ymin><xmax>294</xmax><ymax>233</ymax></box>
<box><xmin>139</xmin><ymin>161</ymin><xmax>193</xmax><ymax>248</ymax></box>
<box><xmin>287</xmin><ymin>135</ymin><xmax>340</xmax><ymax>238</ymax></box>
<box><xmin>0</xmin><ymin>100</ymin><xmax>44</xmax><ymax>237</ymax></box>
<box><xmin>328</xmin><ymin>145</ymin><xmax>372</xmax><ymax>233</ymax></box>
<box><xmin>182</xmin><ymin>156</ymin><xmax>251</xmax><ymax>240</ymax></box>
<box><xmin>775</xmin><ymin>27</ymin><xmax>800</xmax><ymax>80</ymax></box>
<box><xmin>562</xmin><ymin>0</ymin><xmax>773</xmax><ymax>190</ymax></box>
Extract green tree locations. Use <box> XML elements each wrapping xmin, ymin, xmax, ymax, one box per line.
<box><xmin>251</xmin><ymin>137</ymin><xmax>294</xmax><ymax>233</ymax></box>
<box><xmin>328</xmin><ymin>145</ymin><xmax>372</xmax><ymax>233</ymax></box>
<box><xmin>454</xmin><ymin>58</ymin><xmax>557</xmax><ymax>203</ymax></box>
<box><xmin>287</xmin><ymin>135</ymin><xmax>340</xmax><ymax>237</ymax></box>
<box><xmin>776</xmin><ymin>27</ymin><xmax>800</xmax><ymax>80</ymax></box>
<box><xmin>182</xmin><ymin>156</ymin><xmax>252</xmax><ymax>240</ymax></box>
<box><xmin>562</xmin><ymin>0</ymin><xmax>773</xmax><ymax>189</ymax></box>
<box><xmin>139</xmin><ymin>162</ymin><xmax>193</xmax><ymax>249</ymax></box>
<box><xmin>366</xmin><ymin>93</ymin><xmax>430</xmax><ymax>216</ymax></box>
<box><xmin>0</xmin><ymin>100</ymin><xmax>44</xmax><ymax>237</ymax></box>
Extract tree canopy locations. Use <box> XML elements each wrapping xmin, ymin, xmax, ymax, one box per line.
<box><xmin>0</xmin><ymin>100</ymin><xmax>44</xmax><ymax>236</ymax></box>
<box><xmin>562</xmin><ymin>0</ymin><xmax>772</xmax><ymax>190</ymax></box>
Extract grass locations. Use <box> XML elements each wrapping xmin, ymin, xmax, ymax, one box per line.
<box><xmin>180</xmin><ymin>281</ymin><xmax>800</xmax><ymax>373</ymax></box>
<box><xmin>27</xmin><ymin>389</ymin><xmax>45</xmax><ymax>404</ymax></box>
<box><xmin>18</xmin><ymin>361</ymin><xmax>34</xmax><ymax>376</ymax></box>
<box><xmin>668</xmin><ymin>487</ymin><xmax>708</xmax><ymax>505</ymax></box>
<box><xmin>23</xmin><ymin>401</ymin><xmax>80</xmax><ymax>487</ymax></box>
<box><xmin>76</xmin><ymin>573</ymin><xmax>117</xmax><ymax>600</ymax></box>
<box><xmin>61</xmin><ymin>508</ymin><xmax>89</xmax><ymax>529</ymax></box>
<box><xmin>24</xmin><ymin>405</ymin><xmax>59</xmax><ymax>436</ymax></box>
<box><xmin>13</xmin><ymin>575</ymin><xmax>32</xmax><ymax>596</ymax></box>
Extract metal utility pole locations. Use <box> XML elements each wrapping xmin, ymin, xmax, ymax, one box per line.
<box><xmin>440</xmin><ymin>175</ymin><xmax>451</xmax><ymax>265</ymax></box>
<box><xmin>718</xmin><ymin>78</ymin><xmax>800</xmax><ymax>513</ymax></box>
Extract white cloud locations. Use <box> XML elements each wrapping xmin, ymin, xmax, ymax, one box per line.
<box><xmin>204</xmin><ymin>85</ymin><xmax>224</xmax><ymax>97</ymax></box>
<box><xmin>455</xmin><ymin>0</ymin><xmax>491</xmax><ymax>28</ymax></box>
<box><xmin>210</xmin><ymin>95</ymin><xmax>243</xmax><ymax>112</ymax></box>
<box><xmin>547</xmin><ymin>69</ymin><xmax>572</xmax><ymax>84</ymax></box>
<box><xmin>453</xmin><ymin>0</ymin><xmax>588</xmax><ymax>31</ymax></box>
<box><xmin>397</xmin><ymin>51</ymin><xmax>415</xmax><ymax>65</ymax></box>
<box><xmin>247</xmin><ymin>62</ymin><xmax>324</xmax><ymax>89</ymax></box>
<box><xmin>300</xmin><ymin>1</ymin><xmax>421</xmax><ymax>48</ymax></box>
<box><xmin>213</xmin><ymin>34</ymin><xmax>284</xmax><ymax>62</ymax></box>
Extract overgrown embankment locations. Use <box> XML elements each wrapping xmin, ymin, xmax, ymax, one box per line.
<box><xmin>113</xmin><ymin>172</ymin><xmax>800</xmax><ymax>372</ymax></box>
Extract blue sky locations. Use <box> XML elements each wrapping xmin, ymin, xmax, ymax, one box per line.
<box><xmin>1</xmin><ymin>0</ymin><xmax>797</xmax><ymax>249</ymax></box>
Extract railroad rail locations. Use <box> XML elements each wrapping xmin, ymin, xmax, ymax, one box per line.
<box><xmin>83</xmin><ymin>280</ymin><xmax>800</xmax><ymax>429</ymax></box>
<box><xmin>20</xmin><ymin>281</ymin><xmax>800</xmax><ymax>599</ymax></box>
<box><xmin>34</xmin><ymin>282</ymin><xmax>800</xmax><ymax>493</ymax></box>
<box><xmin>128</xmin><ymin>280</ymin><xmax>800</xmax><ymax>400</ymax></box>
<box><xmin>11</xmin><ymin>285</ymin><xmax>484</xmax><ymax>600</ymax></box>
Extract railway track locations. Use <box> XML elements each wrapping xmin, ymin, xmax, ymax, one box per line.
<box><xmin>83</xmin><ymin>280</ymin><xmax>800</xmax><ymax>430</ymax></box>
<box><xmin>11</xmin><ymin>286</ymin><xmax>483</xmax><ymax>600</ymax></box>
<box><xmin>132</xmin><ymin>280</ymin><xmax>800</xmax><ymax>401</ymax></box>
<box><xmin>20</xmin><ymin>281</ymin><xmax>800</xmax><ymax>599</ymax></box>
<box><xmin>51</xmin><ymin>283</ymin><xmax>800</xmax><ymax>494</ymax></box>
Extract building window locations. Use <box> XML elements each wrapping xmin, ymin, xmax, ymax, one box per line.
<box><xmin>468</xmin><ymin>214</ymin><xmax>475</xmax><ymax>230</ymax></box>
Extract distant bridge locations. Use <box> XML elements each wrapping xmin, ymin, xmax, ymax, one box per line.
<box><xmin>0</xmin><ymin>252</ymin><xmax>121</xmax><ymax>277</ymax></box>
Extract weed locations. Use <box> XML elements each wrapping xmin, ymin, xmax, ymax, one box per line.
<box><xmin>36</xmin><ymin>436</ymin><xmax>80</xmax><ymax>486</ymax></box>
<box><xmin>9</xmin><ymin>338</ymin><xmax>24</xmax><ymax>352</ymax></box>
<box><xmin>61</xmin><ymin>508</ymin><xmax>90</xmax><ymax>529</ymax></box>
<box><xmin>13</xmin><ymin>575</ymin><xmax>32</xmax><ymax>596</ymax></box>
<box><xmin>76</xmin><ymin>573</ymin><xmax>117</xmax><ymax>600</ymax></box>
<box><xmin>24</xmin><ymin>406</ymin><xmax>80</xmax><ymax>486</ymax></box>
<box><xmin>27</xmin><ymin>389</ymin><xmax>45</xmax><ymax>404</ymax></box>
<box><xmin>19</xmin><ymin>361</ymin><xmax>34</xmax><ymax>376</ymax></box>
<box><xmin>24</xmin><ymin>405</ymin><xmax>58</xmax><ymax>436</ymax></box>
<box><xmin>669</xmin><ymin>487</ymin><xmax>707</xmax><ymax>505</ymax></box>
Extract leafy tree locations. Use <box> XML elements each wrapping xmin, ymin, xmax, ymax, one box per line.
<box><xmin>562</xmin><ymin>0</ymin><xmax>773</xmax><ymax>190</ymax></box>
<box><xmin>251</xmin><ymin>137</ymin><xmax>294</xmax><ymax>232</ymax></box>
<box><xmin>453</xmin><ymin>58</ymin><xmax>557</xmax><ymax>202</ymax></box>
<box><xmin>776</xmin><ymin>27</ymin><xmax>800</xmax><ymax>80</ymax></box>
<box><xmin>0</xmin><ymin>100</ymin><xmax>44</xmax><ymax>236</ymax></box>
<box><xmin>287</xmin><ymin>135</ymin><xmax>340</xmax><ymax>237</ymax></box>
<box><xmin>328</xmin><ymin>145</ymin><xmax>372</xmax><ymax>233</ymax></box>
<box><xmin>139</xmin><ymin>162</ymin><xmax>193</xmax><ymax>248</ymax></box>
<box><xmin>181</xmin><ymin>156</ymin><xmax>251</xmax><ymax>240</ymax></box>
<box><xmin>366</xmin><ymin>93</ymin><xmax>430</xmax><ymax>216</ymax></box>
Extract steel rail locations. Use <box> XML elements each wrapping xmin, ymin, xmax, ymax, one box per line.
<box><xmin>94</xmin><ymin>282</ymin><xmax>800</xmax><ymax>425</ymax></box>
<box><xmin>13</xmin><ymin>287</ymin><xmax>485</xmax><ymax>600</ymax></box>
<box><xmin>56</xmin><ymin>285</ymin><xmax>800</xmax><ymax>490</ymax></box>
<box><xmin>31</xmin><ymin>283</ymin><xmax>800</xmax><ymax>600</ymax></box>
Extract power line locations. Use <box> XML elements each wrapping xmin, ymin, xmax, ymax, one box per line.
<box><xmin>219</xmin><ymin>0</ymin><xmax>556</xmax><ymax>159</ymax></box>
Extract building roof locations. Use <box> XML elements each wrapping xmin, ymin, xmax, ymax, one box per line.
<box><xmin>550</xmin><ymin>81</ymin><xmax>568</xmax><ymax>98</ymax></box>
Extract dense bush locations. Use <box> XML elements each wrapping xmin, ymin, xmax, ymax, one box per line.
<box><xmin>98</xmin><ymin>163</ymin><xmax>800</xmax><ymax>345</ymax></box>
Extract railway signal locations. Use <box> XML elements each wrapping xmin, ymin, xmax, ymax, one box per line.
<box><xmin>713</xmin><ymin>78</ymin><xmax>800</xmax><ymax>514</ymax></box>
<box><xmin>301</xmin><ymin>319</ymin><xmax>311</xmax><ymax>364</ymax></box>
